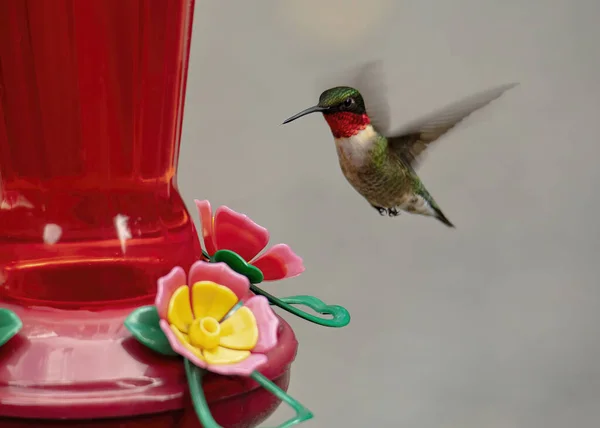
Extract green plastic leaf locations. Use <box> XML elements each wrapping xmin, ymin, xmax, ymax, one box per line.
<box><xmin>0</xmin><ymin>308</ymin><xmax>22</xmax><ymax>347</ymax></box>
<box><xmin>211</xmin><ymin>249</ymin><xmax>264</xmax><ymax>284</ymax></box>
<box><xmin>124</xmin><ymin>305</ymin><xmax>178</xmax><ymax>356</ymax></box>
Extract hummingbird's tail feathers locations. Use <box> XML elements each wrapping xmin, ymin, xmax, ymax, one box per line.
<box><xmin>421</xmin><ymin>192</ymin><xmax>455</xmax><ymax>228</ymax></box>
<box><xmin>432</xmin><ymin>206</ymin><xmax>455</xmax><ymax>228</ymax></box>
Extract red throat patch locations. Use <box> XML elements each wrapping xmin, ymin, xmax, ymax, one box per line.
<box><xmin>323</xmin><ymin>112</ymin><xmax>371</xmax><ymax>139</ymax></box>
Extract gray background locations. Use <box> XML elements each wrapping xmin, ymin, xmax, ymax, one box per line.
<box><xmin>178</xmin><ymin>1</ymin><xmax>600</xmax><ymax>427</ymax></box>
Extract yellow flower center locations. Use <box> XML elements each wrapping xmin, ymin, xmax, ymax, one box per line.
<box><xmin>165</xmin><ymin>282</ymin><xmax>261</xmax><ymax>366</ymax></box>
<box><xmin>189</xmin><ymin>316</ymin><xmax>221</xmax><ymax>350</ymax></box>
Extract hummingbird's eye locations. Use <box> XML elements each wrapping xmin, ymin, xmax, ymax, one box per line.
<box><xmin>343</xmin><ymin>97</ymin><xmax>355</xmax><ymax>108</ymax></box>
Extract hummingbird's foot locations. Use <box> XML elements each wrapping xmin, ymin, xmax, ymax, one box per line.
<box><xmin>372</xmin><ymin>205</ymin><xmax>388</xmax><ymax>216</ymax></box>
<box><xmin>387</xmin><ymin>207</ymin><xmax>401</xmax><ymax>217</ymax></box>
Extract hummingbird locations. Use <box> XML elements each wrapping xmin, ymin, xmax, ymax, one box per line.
<box><xmin>282</xmin><ymin>62</ymin><xmax>517</xmax><ymax>228</ymax></box>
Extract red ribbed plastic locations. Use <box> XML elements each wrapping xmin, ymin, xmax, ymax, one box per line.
<box><xmin>0</xmin><ymin>2</ymin><xmax>298</xmax><ymax>426</ymax></box>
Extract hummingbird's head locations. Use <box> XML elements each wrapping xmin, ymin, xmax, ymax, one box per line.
<box><xmin>282</xmin><ymin>86</ymin><xmax>371</xmax><ymax>138</ymax></box>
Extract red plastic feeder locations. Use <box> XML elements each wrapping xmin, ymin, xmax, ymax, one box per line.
<box><xmin>0</xmin><ymin>1</ymin><xmax>298</xmax><ymax>426</ymax></box>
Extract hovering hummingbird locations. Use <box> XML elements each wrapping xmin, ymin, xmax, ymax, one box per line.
<box><xmin>282</xmin><ymin>62</ymin><xmax>517</xmax><ymax>228</ymax></box>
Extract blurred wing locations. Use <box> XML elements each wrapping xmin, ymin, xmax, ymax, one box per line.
<box><xmin>316</xmin><ymin>60</ymin><xmax>391</xmax><ymax>133</ymax></box>
<box><xmin>388</xmin><ymin>82</ymin><xmax>518</xmax><ymax>169</ymax></box>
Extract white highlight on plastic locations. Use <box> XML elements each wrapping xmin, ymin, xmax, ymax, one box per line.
<box><xmin>43</xmin><ymin>223</ymin><xmax>62</xmax><ymax>245</ymax></box>
<box><xmin>114</xmin><ymin>214</ymin><xmax>132</xmax><ymax>254</ymax></box>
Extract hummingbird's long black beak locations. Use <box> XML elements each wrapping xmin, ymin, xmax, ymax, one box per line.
<box><xmin>282</xmin><ymin>105</ymin><xmax>328</xmax><ymax>124</ymax></box>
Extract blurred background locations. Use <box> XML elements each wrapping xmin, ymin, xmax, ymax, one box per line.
<box><xmin>178</xmin><ymin>1</ymin><xmax>600</xmax><ymax>426</ymax></box>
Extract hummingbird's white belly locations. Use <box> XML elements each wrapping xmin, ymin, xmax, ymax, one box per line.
<box><xmin>333</xmin><ymin>125</ymin><xmax>395</xmax><ymax>204</ymax></box>
<box><xmin>333</xmin><ymin>128</ymin><xmax>431</xmax><ymax>215</ymax></box>
<box><xmin>334</xmin><ymin>125</ymin><xmax>377</xmax><ymax>168</ymax></box>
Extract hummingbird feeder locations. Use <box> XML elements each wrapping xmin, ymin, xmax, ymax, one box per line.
<box><xmin>0</xmin><ymin>1</ymin><xmax>350</xmax><ymax>427</ymax></box>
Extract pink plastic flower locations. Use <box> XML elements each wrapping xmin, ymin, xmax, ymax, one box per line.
<box><xmin>195</xmin><ymin>199</ymin><xmax>304</xmax><ymax>281</ymax></box>
<box><xmin>156</xmin><ymin>261</ymin><xmax>279</xmax><ymax>376</ymax></box>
